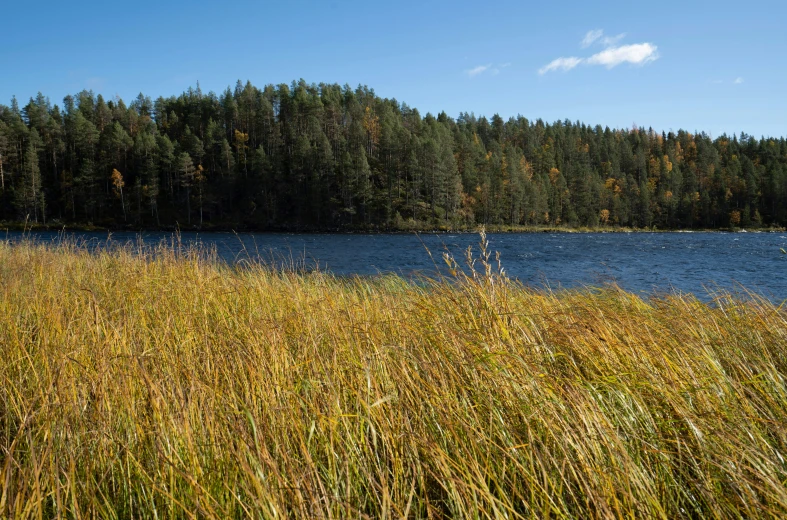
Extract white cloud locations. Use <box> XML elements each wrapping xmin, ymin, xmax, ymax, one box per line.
<box><xmin>712</xmin><ymin>78</ymin><xmax>744</xmax><ymax>85</ymax></box>
<box><xmin>539</xmin><ymin>31</ymin><xmax>658</xmax><ymax>75</ymax></box>
<box><xmin>581</xmin><ymin>29</ymin><xmax>603</xmax><ymax>48</ymax></box>
<box><xmin>601</xmin><ymin>33</ymin><xmax>626</xmax><ymax>47</ymax></box>
<box><xmin>585</xmin><ymin>43</ymin><xmax>659</xmax><ymax>68</ymax></box>
<box><xmin>467</xmin><ymin>62</ymin><xmax>512</xmax><ymax>77</ymax></box>
<box><xmin>538</xmin><ymin>56</ymin><xmax>583</xmax><ymax>75</ymax></box>
<box><xmin>582</xmin><ymin>29</ymin><xmax>626</xmax><ymax>49</ymax></box>
<box><xmin>492</xmin><ymin>62</ymin><xmax>512</xmax><ymax>75</ymax></box>
<box><xmin>466</xmin><ymin>64</ymin><xmax>491</xmax><ymax>77</ymax></box>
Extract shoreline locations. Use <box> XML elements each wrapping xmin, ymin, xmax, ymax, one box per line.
<box><xmin>2</xmin><ymin>221</ymin><xmax>785</xmax><ymax>235</ymax></box>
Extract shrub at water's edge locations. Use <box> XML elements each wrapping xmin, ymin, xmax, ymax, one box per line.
<box><xmin>1</xmin><ymin>237</ymin><xmax>786</xmax><ymax>518</ymax></box>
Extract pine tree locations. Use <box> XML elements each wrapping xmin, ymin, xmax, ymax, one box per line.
<box><xmin>178</xmin><ymin>152</ymin><xmax>195</xmax><ymax>225</ymax></box>
<box><xmin>0</xmin><ymin>81</ymin><xmax>785</xmax><ymax>230</ymax></box>
<box><xmin>17</xmin><ymin>131</ymin><xmax>44</xmax><ymax>222</ymax></box>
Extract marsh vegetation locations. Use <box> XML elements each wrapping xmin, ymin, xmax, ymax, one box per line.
<box><xmin>1</xmin><ymin>235</ymin><xmax>786</xmax><ymax>518</ymax></box>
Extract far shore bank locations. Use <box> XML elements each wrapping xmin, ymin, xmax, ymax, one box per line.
<box><xmin>1</xmin><ymin>220</ymin><xmax>785</xmax><ymax>235</ymax></box>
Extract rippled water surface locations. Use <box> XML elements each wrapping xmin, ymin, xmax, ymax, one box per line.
<box><xmin>7</xmin><ymin>231</ymin><xmax>787</xmax><ymax>301</ymax></box>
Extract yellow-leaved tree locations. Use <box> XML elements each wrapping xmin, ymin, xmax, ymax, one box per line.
<box><xmin>111</xmin><ymin>168</ymin><xmax>126</xmax><ymax>221</ymax></box>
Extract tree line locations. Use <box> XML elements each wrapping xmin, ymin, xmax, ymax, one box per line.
<box><xmin>0</xmin><ymin>79</ymin><xmax>785</xmax><ymax>230</ymax></box>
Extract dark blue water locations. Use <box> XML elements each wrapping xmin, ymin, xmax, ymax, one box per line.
<box><xmin>5</xmin><ymin>230</ymin><xmax>787</xmax><ymax>301</ymax></box>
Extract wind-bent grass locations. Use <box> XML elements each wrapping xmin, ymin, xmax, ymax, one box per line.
<box><xmin>1</xmin><ymin>235</ymin><xmax>786</xmax><ymax>519</ymax></box>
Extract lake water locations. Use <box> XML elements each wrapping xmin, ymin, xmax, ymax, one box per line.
<box><xmin>5</xmin><ymin>230</ymin><xmax>787</xmax><ymax>302</ymax></box>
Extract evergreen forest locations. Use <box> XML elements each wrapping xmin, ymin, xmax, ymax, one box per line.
<box><xmin>1</xmin><ymin>79</ymin><xmax>785</xmax><ymax>230</ymax></box>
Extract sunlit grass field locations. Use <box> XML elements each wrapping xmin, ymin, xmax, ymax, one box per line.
<box><xmin>1</xmin><ymin>234</ymin><xmax>786</xmax><ymax>519</ymax></box>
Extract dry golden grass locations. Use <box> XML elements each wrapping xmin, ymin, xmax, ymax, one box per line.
<box><xmin>1</xmin><ymin>234</ymin><xmax>786</xmax><ymax>519</ymax></box>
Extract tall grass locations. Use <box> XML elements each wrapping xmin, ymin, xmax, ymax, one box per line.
<box><xmin>1</xmin><ymin>234</ymin><xmax>786</xmax><ymax>519</ymax></box>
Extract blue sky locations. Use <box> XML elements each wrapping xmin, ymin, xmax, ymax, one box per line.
<box><xmin>2</xmin><ymin>0</ymin><xmax>785</xmax><ymax>137</ymax></box>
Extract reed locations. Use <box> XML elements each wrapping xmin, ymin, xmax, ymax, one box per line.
<box><xmin>1</xmin><ymin>234</ymin><xmax>786</xmax><ymax>519</ymax></box>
